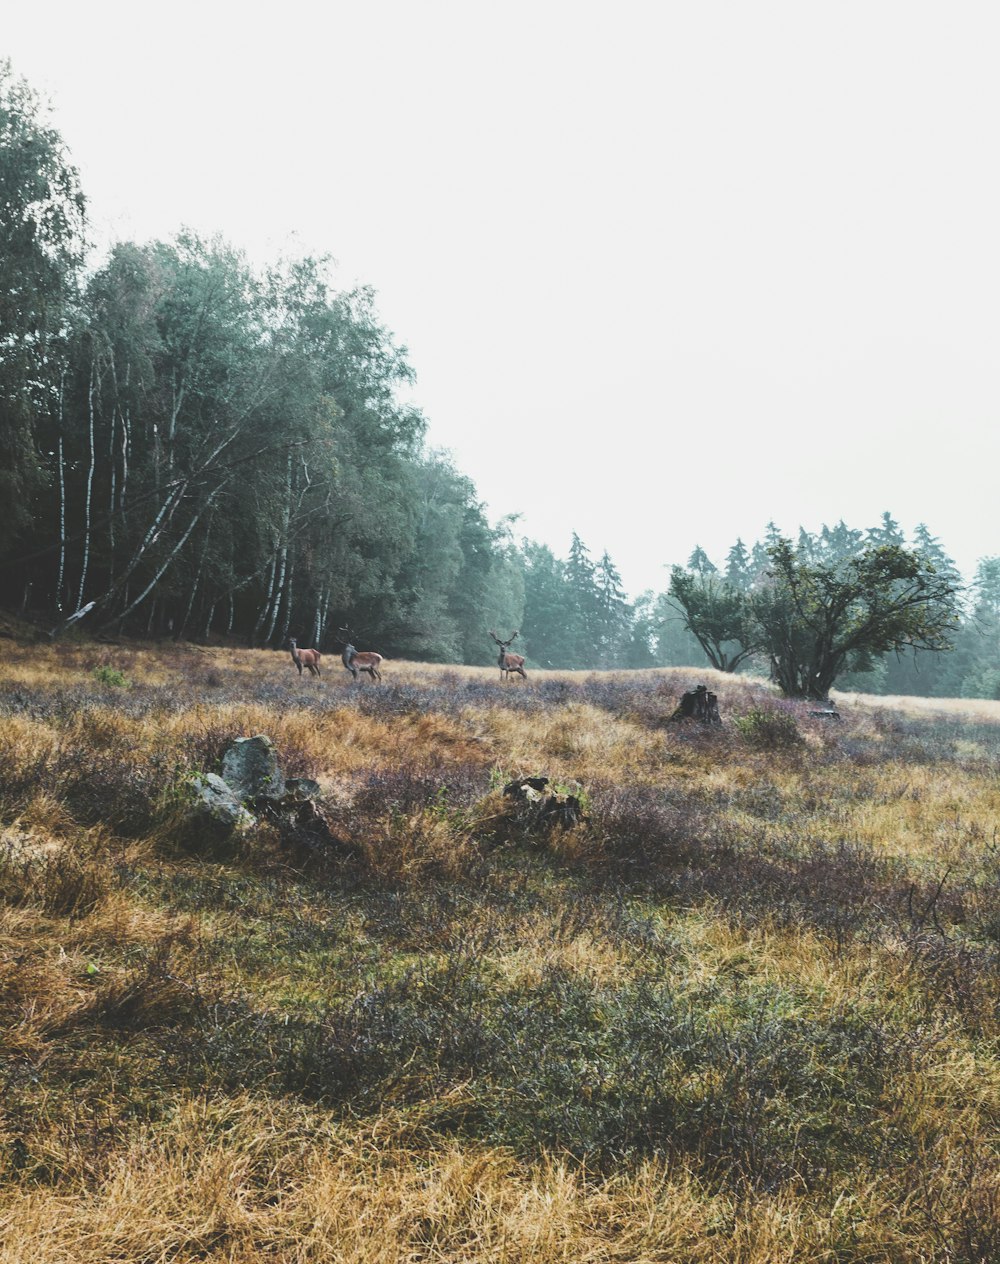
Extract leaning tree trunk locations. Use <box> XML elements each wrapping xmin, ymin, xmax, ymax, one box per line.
<box><xmin>251</xmin><ymin>553</ymin><xmax>278</xmax><ymax>646</ymax></box>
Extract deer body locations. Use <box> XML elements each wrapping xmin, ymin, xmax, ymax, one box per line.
<box><xmin>339</xmin><ymin>630</ymin><xmax>383</xmax><ymax>683</ymax></box>
<box><xmin>288</xmin><ymin>638</ymin><xmax>321</xmax><ymax>677</ymax></box>
<box><xmin>489</xmin><ymin>629</ymin><xmax>527</xmax><ymax>682</ymax></box>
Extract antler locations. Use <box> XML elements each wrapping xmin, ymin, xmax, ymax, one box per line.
<box><xmin>489</xmin><ymin>629</ymin><xmax>519</xmax><ymax>648</ymax></box>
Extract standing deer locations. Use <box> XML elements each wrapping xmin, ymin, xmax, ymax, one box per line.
<box><xmin>337</xmin><ymin>628</ymin><xmax>383</xmax><ymax>683</ymax></box>
<box><xmin>489</xmin><ymin>629</ymin><xmax>527</xmax><ymax>682</ymax></box>
<box><xmin>288</xmin><ymin>638</ymin><xmax>322</xmax><ymax>677</ymax></box>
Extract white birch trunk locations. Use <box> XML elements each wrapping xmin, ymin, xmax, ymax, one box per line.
<box><xmin>76</xmin><ymin>359</ymin><xmax>97</xmax><ymax>609</ymax></box>
<box><xmin>252</xmin><ymin>553</ymin><xmax>278</xmax><ymax>646</ymax></box>
<box><xmin>56</xmin><ymin>368</ymin><xmax>67</xmax><ymax>613</ymax></box>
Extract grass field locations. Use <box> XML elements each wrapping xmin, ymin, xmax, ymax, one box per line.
<box><xmin>1</xmin><ymin>638</ymin><xmax>998</xmax><ymax>1262</ymax></box>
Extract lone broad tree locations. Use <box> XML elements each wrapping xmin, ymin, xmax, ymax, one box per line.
<box><xmin>670</xmin><ymin>538</ymin><xmax>961</xmax><ymax>698</ymax></box>
<box><xmin>751</xmin><ymin>539</ymin><xmax>960</xmax><ymax>699</ymax></box>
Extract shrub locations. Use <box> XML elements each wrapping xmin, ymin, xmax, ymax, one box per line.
<box><xmin>92</xmin><ymin>665</ymin><xmax>130</xmax><ymax>688</ymax></box>
<box><xmin>734</xmin><ymin>704</ymin><xmax>804</xmax><ymax>750</ymax></box>
<box><xmin>587</xmin><ymin>781</ymin><xmax>720</xmax><ymax>874</ymax></box>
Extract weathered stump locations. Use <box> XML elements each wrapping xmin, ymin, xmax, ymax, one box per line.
<box><xmin>502</xmin><ymin>776</ymin><xmax>585</xmax><ymax>834</ymax></box>
<box><xmin>668</xmin><ymin>684</ymin><xmax>722</xmax><ymax>725</ymax></box>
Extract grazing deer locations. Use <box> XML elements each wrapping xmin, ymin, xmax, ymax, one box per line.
<box><xmin>489</xmin><ymin>629</ymin><xmax>527</xmax><ymax>682</ymax></box>
<box><xmin>288</xmin><ymin>638</ymin><xmax>321</xmax><ymax>677</ymax></box>
<box><xmin>337</xmin><ymin>628</ymin><xmax>383</xmax><ymax>683</ymax></box>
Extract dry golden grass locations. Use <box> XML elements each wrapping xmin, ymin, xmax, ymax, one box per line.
<box><xmin>835</xmin><ymin>688</ymin><xmax>1000</xmax><ymax>723</ymax></box>
<box><xmin>0</xmin><ymin>1094</ymin><xmax>951</xmax><ymax>1264</ymax></box>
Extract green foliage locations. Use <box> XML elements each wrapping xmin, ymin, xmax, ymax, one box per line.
<box><xmin>733</xmin><ymin>704</ymin><xmax>804</xmax><ymax>750</ymax></box>
<box><xmin>0</xmin><ymin>64</ymin><xmax>533</xmax><ymax>656</ymax></box>
<box><xmin>668</xmin><ymin>524</ymin><xmax>963</xmax><ymax>698</ymax></box>
<box><xmin>518</xmin><ymin>534</ymin><xmax>638</xmax><ymax>670</ymax></box>
<box><xmin>92</xmin><ymin>665</ymin><xmax>129</xmax><ymax>687</ymax></box>
<box><xmin>668</xmin><ymin>567</ymin><xmax>758</xmax><ymax>673</ymax></box>
<box><xmin>0</xmin><ymin>52</ymin><xmax>994</xmax><ymax>705</ymax></box>
<box><xmin>756</xmin><ymin>539</ymin><xmax>960</xmax><ymax>698</ymax></box>
<box><xmin>0</xmin><ymin>61</ymin><xmax>85</xmax><ymax>555</ymax></box>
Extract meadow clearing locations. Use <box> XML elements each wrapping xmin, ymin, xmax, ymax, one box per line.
<box><xmin>0</xmin><ymin>638</ymin><xmax>998</xmax><ymax>1263</ymax></box>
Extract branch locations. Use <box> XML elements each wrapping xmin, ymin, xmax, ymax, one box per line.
<box><xmin>1</xmin><ymin>437</ymin><xmax>319</xmax><ymax>575</ymax></box>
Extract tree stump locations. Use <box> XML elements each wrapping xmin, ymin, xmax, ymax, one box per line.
<box><xmin>502</xmin><ymin>776</ymin><xmax>586</xmax><ymax>834</ymax></box>
<box><xmin>669</xmin><ymin>684</ymin><xmax>722</xmax><ymax>725</ymax></box>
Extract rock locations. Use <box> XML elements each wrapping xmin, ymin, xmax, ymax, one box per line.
<box><xmin>180</xmin><ymin>772</ymin><xmax>255</xmax><ymax>834</ymax></box>
<box><xmin>260</xmin><ymin>796</ymin><xmax>357</xmax><ymax>857</ymax></box>
<box><xmin>181</xmin><ymin>737</ymin><xmax>339</xmax><ymax>853</ymax></box>
<box><xmin>221</xmin><ymin>735</ymin><xmax>285</xmax><ymax>803</ymax></box>
<box><xmin>283</xmin><ymin>777</ymin><xmax>321</xmax><ymax>801</ymax></box>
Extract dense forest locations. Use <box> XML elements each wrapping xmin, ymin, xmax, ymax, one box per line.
<box><xmin>2</xmin><ymin>60</ymin><xmax>999</xmax><ymax>695</ymax></box>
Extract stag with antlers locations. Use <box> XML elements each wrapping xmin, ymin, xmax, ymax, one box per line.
<box><xmin>337</xmin><ymin>628</ymin><xmax>383</xmax><ymax>683</ymax></box>
<box><xmin>288</xmin><ymin>638</ymin><xmax>321</xmax><ymax>678</ymax></box>
<box><xmin>489</xmin><ymin>629</ymin><xmax>527</xmax><ymax>682</ymax></box>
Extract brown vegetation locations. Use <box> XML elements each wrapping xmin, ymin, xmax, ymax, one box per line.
<box><xmin>1</xmin><ymin>640</ymin><xmax>999</xmax><ymax>1261</ymax></box>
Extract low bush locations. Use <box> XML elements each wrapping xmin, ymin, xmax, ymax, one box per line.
<box><xmin>734</xmin><ymin>704</ymin><xmax>804</xmax><ymax>750</ymax></box>
<box><xmin>92</xmin><ymin>665</ymin><xmax>129</xmax><ymax>688</ymax></box>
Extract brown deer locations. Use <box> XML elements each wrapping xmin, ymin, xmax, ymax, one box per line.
<box><xmin>337</xmin><ymin>628</ymin><xmax>383</xmax><ymax>683</ymax></box>
<box><xmin>489</xmin><ymin>629</ymin><xmax>527</xmax><ymax>682</ymax></box>
<box><xmin>288</xmin><ymin>638</ymin><xmax>321</xmax><ymax>677</ymax></box>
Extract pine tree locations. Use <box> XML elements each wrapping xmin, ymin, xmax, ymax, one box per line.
<box><xmin>686</xmin><ymin>545</ymin><xmax>717</xmax><ymax>575</ymax></box>
<box><xmin>866</xmin><ymin>512</ymin><xmax>905</xmax><ymax>548</ymax></box>
<box><xmin>724</xmin><ymin>538</ymin><xmax>752</xmax><ymax>590</ymax></box>
<box><xmin>593</xmin><ymin>550</ymin><xmax>631</xmax><ymax>668</ymax></box>
<box><xmin>521</xmin><ymin>541</ymin><xmax>568</xmax><ymax>668</ymax></box>
<box><xmin>564</xmin><ymin>532</ymin><xmax>600</xmax><ymax>667</ymax></box>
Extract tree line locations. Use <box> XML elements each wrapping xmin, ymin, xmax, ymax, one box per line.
<box><xmin>0</xmin><ymin>62</ymin><xmax>527</xmax><ymax>663</ymax></box>
<box><xmin>2</xmin><ymin>62</ymin><xmax>999</xmax><ymax>696</ymax></box>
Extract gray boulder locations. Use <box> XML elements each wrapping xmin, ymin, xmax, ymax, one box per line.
<box><xmin>180</xmin><ymin>772</ymin><xmax>255</xmax><ymax>834</ymax></box>
<box><xmin>221</xmin><ymin>735</ymin><xmax>286</xmax><ymax>803</ymax></box>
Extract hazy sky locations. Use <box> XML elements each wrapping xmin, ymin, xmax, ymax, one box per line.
<box><xmin>6</xmin><ymin>2</ymin><xmax>999</xmax><ymax>596</ymax></box>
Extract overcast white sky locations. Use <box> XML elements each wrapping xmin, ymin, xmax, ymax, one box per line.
<box><xmin>7</xmin><ymin>2</ymin><xmax>999</xmax><ymax>596</ymax></box>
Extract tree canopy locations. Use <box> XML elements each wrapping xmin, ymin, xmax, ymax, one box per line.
<box><xmin>753</xmin><ymin>539</ymin><xmax>960</xmax><ymax>698</ymax></box>
<box><xmin>0</xmin><ymin>60</ymin><xmax>85</xmax><ymax>553</ymax></box>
